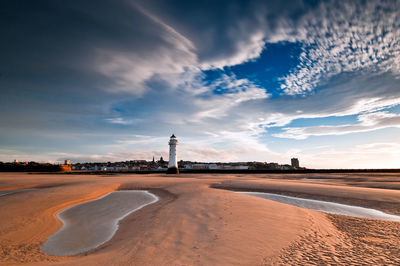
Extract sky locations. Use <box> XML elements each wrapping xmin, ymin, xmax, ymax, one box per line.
<box><xmin>1</xmin><ymin>0</ymin><xmax>400</xmax><ymax>168</ymax></box>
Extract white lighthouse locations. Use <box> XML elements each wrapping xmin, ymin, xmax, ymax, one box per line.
<box><xmin>167</xmin><ymin>134</ymin><xmax>179</xmax><ymax>174</ymax></box>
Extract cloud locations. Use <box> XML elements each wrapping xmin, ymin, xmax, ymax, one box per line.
<box><xmin>95</xmin><ymin>4</ymin><xmax>198</xmax><ymax>95</ymax></box>
<box><xmin>274</xmin><ymin>111</ymin><xmax>400</xmax><ymax>139</ymax></box>
<box><xmin>134</xmin><ymin>0</ymin><xmax>319</xmax><ymax>70</ymax></box>
<box><xmin>115</xmin><ymin>135</ymin><xmax>165</xmax><ymax>145</ymax></box>
<box><xmin>300</xmin><ymin>142</ymin><xmax>400</xmax><ymax>169</ymax></box>
<box><xmin>184</xmin><ymin>148</ymin><xmax>239</xmax><ymax>161</ymax></box>
<box><xmin>357</xmin><ymin>142</ymin><xmax>400</xmax><ymax>154</ymax></box>
<box><xmin>279</xmin><ymin>0</ymin><xmax>400</xmax><ymax>95</ymax></box>
<box><xmin>52</xmin><ymin>131</ymin><xmax>275</xmax><ymax>163</ymax></box>
<box><xmin>105</xmin><ymin>117</ymin><xmax>143</xmax><ymax>125</ymax></box>
<box><xmin>56</xmin><ymin>151</ymin><xmax>167</xmax><ymax>163</ymax></box>
<box><xmin>229</xmin><ymin>72</ymin><xmax>400</xmax><ymax>134</ymax></box>
<box><xmin>189</xmin><ymin>74</ymin><xmax>269</xmax><ymax>120</ymax></box>
<box><xmin>199</xmin><ymin>32</ymin><xmax>266</xmax><ymax>69</ymax></box>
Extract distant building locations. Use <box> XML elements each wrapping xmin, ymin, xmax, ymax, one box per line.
<box><xmin>267</xmin><ymin>163</ymin><xmax>280</xmax><ymax>170</ymax></box>
<box><xmin>291</xmin><ymin>158</ymin><xmax>300</xmax><ymax>168</ymax></box>
<box><xmin>234</xmin><ymin>165</ymin><xmax>249</xmax><ymax>170</ymax></box>
<box><xmin>60</xmin><ymin>160</ymin><xmax>72</xmax><ymax>172</ymax></box>
<box><xmin>208</xmin><ymin>164</ymin><xmax>218</xmax><ymax>170</ymax></box>
<box><xmin>192</xmin><ymin>163</ymin><xmax>207</xmax><ymax>169</ymax></box>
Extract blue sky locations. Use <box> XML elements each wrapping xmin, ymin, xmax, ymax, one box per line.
<box><xmin>1</xmin><ymin>0</ymin><xmax>400</xmax><ymax>168</ymax></box>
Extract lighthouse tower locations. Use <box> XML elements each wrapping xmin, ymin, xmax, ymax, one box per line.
<box><xmin>167</xmin><ymin>134</ymin><xmax>179</xmax><ymax>174</ymax></box>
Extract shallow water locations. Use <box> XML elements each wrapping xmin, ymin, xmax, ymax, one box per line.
<box><xmin>239</xmin><ymin>192</ymin><xmax>400</xmax><ymax>222</ymax></box>
<box><xmin>0</xmin><ymin>188</ymin><xmax>37</xmax><ymax>197</ymax></box>
<box><xmin>301</xmin><ymin>178</ymin><xmax>343</xmax><ymax>181</ymax></box>
<box><xmin>42</xmin><ymin>190</ymin><xmax>158</xmax><ymax>256</ymax></box>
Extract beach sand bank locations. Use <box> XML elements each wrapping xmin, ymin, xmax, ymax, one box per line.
<box><xmin>1</xmin><ymin>172</ymin><xmax>400</xmax><ymax>265</ymax></box>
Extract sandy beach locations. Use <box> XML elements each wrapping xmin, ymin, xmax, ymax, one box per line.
<box><xmin>1</xmin><ymin>172</ymin><xmax>400</xmax><ymax>265</ymax></box>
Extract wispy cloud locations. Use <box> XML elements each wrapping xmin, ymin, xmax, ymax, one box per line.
<box><xmin>190</xmin><ymin>74</ymin><xmax>269</xmax><ymax>120</ymax></box>
<box><xmin>274</xmin><ymin>111</ymin><xmax>400</xmax><ymax>139</ymax></box>
<box><xmin>95</xmin><ymin>4</ymin><xmax>198</xmax><ymax>95</ymax></box>
<box><xmin>300</xmin><ymin>142</ymin><xmax>400</xmax><ymax>168</ymax></box>
<box><xmin>105</xmin><ymin>117</ymin><xmax>142</xmax><ymax>125</ymax></box>
<box><xmin>199</xmin><ymin>32</ymin><xmax>266</xmax><ymax>69</ymax></box>
<box><xmin>279</xmin><ymin>0</ymin><xmax>400</xmax><ymax>95</ymax></box>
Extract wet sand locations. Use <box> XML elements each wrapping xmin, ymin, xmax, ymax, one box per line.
<box><xmin>1</xmin><ymin>172</ymin><xmax>400</xmax><ymax>265</ymax></box>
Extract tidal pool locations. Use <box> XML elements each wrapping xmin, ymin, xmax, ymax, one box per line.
<box><xmin>42</xmin><ymin>190</ymin><xmax>158</xmax><ymax>256</ymax></box>
<box><xmin>301</xmin><ymin>178</ymin><xmax>343</xmax><ymax>181</ymax></box>
<box><xmin>238</xmin><ymin>192</ymin><xmax>400</xmax><ymax>222</ymax></box>
<box><xmin>0</xmin><ymin>188</ymin><xmax>37</xmax><ymax>197</ymax></box>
